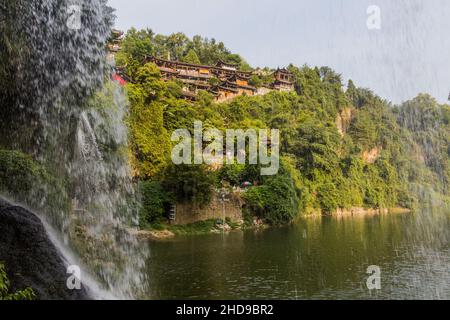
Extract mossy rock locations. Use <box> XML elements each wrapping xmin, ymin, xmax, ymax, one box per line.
<box><xmin>0</xmin><ymin>150</ymin><xmax>49</xmax><ymax>195</ymax></box>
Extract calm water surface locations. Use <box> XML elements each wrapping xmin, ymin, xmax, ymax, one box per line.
<box><xmin>144</xmin><ymin>210</ymin><xmax>449</xmax><ymax>299</ymax></box>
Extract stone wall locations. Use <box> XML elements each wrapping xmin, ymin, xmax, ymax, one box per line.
<box><xmin>173</xmin><ymin>191</ymin><xmax>244</xmax><ymax>225</ymax></box>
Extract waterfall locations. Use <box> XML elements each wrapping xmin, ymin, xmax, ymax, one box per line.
<box><xmin>77</xmin><ymin>112</ymin><xmax>103</xmax><ymax>162</ymax></box>
<box><xmin>0</xmin><ymin>0</ymin><xmax>148</xmax><ymax>298</ymax></box>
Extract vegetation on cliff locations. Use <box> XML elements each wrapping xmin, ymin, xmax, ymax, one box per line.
<box><xmin>1</xmin><ymin>27</ymin><xmax>448</xmax><ymax>229</ymax></box>
<box><xmin>116</xmin><ymin>28</ymin><xmax>251</xmax><ymax>77</ymax></box>
<box><xmin>0</xmin><ymin>263</ymin><xmax>35</xmax><ymax>300</ymax></box>
<box><xmin>119</xmin><ymin>29</ymin><xmax>450</xmax><ymax>228</ymax></box>
<box><xmin>0</xmin><ymin>150</ymin><xmax>50</xmax><ymax>196</ymax></box>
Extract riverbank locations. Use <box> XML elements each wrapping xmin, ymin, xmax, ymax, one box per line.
<box><xmin>303</xmin><ymin>207</ymin><xmax>411</xmax><ymax>218</ymax></box>
<box><xmin>134</xmin><ymin>220</ymin><xmax>239</xmax><ymax>240</ymax></box>
<box><xmin>135</xmin><ymin>216</ymin><xmax>270</xmax><ymax>240</ymax></box>
<box><xmin>137</xmin><ymin>207</ymin><xmax>411</xmax><ymax>240</ymax></box>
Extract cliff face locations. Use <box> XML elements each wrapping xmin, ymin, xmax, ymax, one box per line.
<box><xmin>362</xmin><ymin>146</ymin><xmax>382</xmax><ymax>164</ymax></box>
<box><xmin>0</xmin><ymin>198</ymin><xmax>89</xmax><ymax>300</ymax></box>
<box><xmin>336</xmin><ymin>107</ymin><xmax>355</xmax><ymax>137</ymax></box>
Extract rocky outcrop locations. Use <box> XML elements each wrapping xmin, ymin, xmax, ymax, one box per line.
<box><xmin>336</xmin><ymin>107</ymin><xmax>355</xmax><ymax>137</ymax></box>
<box><xmin>131</xmin><ymin>229</ymin><xmax>175</xmax><ymax>240</ymax></box>
<box><xmin>0</xmin><ymin>198</ymin><xmax>89</xmax><ymax>300</ymax></box>
<box><xmin>362</xmin><ymin>146</ymin><xmax>382</xmax><ymax>164</ymax></box>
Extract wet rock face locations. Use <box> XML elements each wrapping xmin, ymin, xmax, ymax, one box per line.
<box><xmin>0</xmin><ymin>198</ymin><xmax>89</xmax><ymax>300</ymax></box>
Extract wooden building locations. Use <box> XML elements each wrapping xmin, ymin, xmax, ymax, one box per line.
<box><xmin>272</xmin><ymin>68</ymin><xmax>295</xmax><ymax>92</ymax></box>
<box><xmin>107</xmin><ymin>29</ymin><xmax>124</xmax><ymax>53</ymax></box>
<box><xmin>107</xmin><ymin>30</ymin><xmax>295</xmax><ymax>102</ymax></box>
<box><xmin>215</xmin><ymin>60</ymin><xmax>238</xmax><ymax>71</ymax></box>
<box><xmin>146</xmin><ymin>56</ymin><xmax>256</xmax><ymax>102</ymax></box>
<box><xmin>138</xmin><ymin>56</ymin><xmax>294</xmax><ymax>102</ymax></box>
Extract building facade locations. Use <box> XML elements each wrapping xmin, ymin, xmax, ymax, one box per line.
<box><xmin>145</xmin><ymin>56</ymin><xmax>260</xmax><ymax>102</ymax></box>
<box><xmin>110</xmin><ymin>32</ymin><xmax>295</xmax><ymax>102</ymax></box>
<box><xmin>272</xmin><ymin>68</ymin><xmax>295</xmax><ymax>92</ymax></box>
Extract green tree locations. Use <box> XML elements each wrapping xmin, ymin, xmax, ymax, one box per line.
<box><xmin>248</xmin><ymin>75</ymin><xmax>263</xmax><ymax>88</ymax></box>
<box><xmin>127</xmin><ymin>63</ymin><xmax>171</xmax><ymax>178</ymax></box>
<box><xmin>118</xmin><ymin>29</ymin><xmax>450</xmax><ymax>223</ymax></box>
<box><xmin>139</xmin><ymin>181</ymin><xmax>172</xmax><ymax>227</ymax></box>
<box><xmin>182</xmin><ymin>49</ymin><xmax>201</xmax><ymax>64</ymax></box>
<box><xmin>243</xmin><ymin>161</ymin><xmax>300</xmax><ymax>224</ymax></box>
<box><xmin>163</xmin><ymin>164</ymin><xmax>215</xmax><ymax>206</ymax></box>
<box><xmin>116</xmin><ymin>28</ymin><xmax>155</xmax><ymax>77</ymax></box>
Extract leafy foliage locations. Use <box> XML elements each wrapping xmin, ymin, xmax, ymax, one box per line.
<box><xmin>139</xmin><ymin>181</ymin><xmax>172</xmax><ymax>226</ymax></box>
<box><xmin>0</xmin><ymin>263</ymin><xmax>35</xmax><ymax>300</ymax></box>
<box><xmin>0</xmin><ymin>150</ymin><xmax>49</xmax><ymax>195</ymax></box>
<box><xmin>162</xmin><ymin>164</ymin><xmax>216</xmax><ymax>207</ymax></box>
<box><xmin>116</xmin><ymin>28</ymin><xmax>251</xmax><ymax>75</ymax></box>
<box><xmin>243</xmin><ymin>160</ymin><xmax>300</xmax><ymax>224</ymax></box>
<box><xmin>120</xmin><ymin>29</ymin><xmax>450</xmax><ymax>226</ymax></box>
<box><xmin>126</xmin><ymin>63</ymin><xmax>171</xmax><ymax>178</ymax></box>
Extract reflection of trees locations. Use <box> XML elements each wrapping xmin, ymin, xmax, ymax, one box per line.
<box><xmin>144</xmin><ymin>211</ymin><xmax>447</xmax><ymax>299</ymax></box>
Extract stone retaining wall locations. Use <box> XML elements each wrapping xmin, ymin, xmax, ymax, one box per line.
<box><xmin>174</xmin><ymin>191</ymin><xmax>244</xmax><ymax>225</ymax></box>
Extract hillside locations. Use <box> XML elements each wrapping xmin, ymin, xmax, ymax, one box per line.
<box><xmin>115</xmin><ymin>29</ymin><xmax>450</xmax><ymax>227</ymax></box>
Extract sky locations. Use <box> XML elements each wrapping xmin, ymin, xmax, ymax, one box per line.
<box><xmin>107</xmin><ymin>0</ymin><xmax>450</xmax><ymax>104</ymax></box>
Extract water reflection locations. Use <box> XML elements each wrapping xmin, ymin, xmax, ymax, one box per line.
<box><xmin>144</xmin><ymin>211</ymin><xmax>449</xmax><ymax>299</ymax></box>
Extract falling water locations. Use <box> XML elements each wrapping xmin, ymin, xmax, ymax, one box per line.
<box><xmin>77</xmin><ymin>112</ymin><xmax>103</xmax><ymax>162</ymax></box>
<box><xmin>0</xmin><ymin>0</ymin><xmax>147</xmax><ymax>298</ymax></box>
<box><xmin>396</xmin><ymin>95</ymin><xmax>449</xmax><ymax>207</ymax></box>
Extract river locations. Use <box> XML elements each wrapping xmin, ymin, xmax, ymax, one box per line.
<box><xmin>143</xmin><ymin>210</ymin><xmax>449</xmax><ymax>299</ymax></box>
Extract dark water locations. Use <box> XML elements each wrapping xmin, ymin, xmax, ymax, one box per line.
<box><xmin>144</xmin><ymin>211</ymin><xmax>449</xmax><ymax>299</ymax></box>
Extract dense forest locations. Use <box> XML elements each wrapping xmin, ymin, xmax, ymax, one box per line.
<box><xmin>1</xmin><ymin>0</ymin><xmax>448</xmax><ymax>301</ymax></box>
<box><xmin>115</xmin><ymin>29</ymin><xmax>450</xmax><ymax>227</ymax></box>
<box><xmin>1</xmin><ymin>26</ymin><xmax>449</xmax><ymax>229</ymax></box>
<box><xmin>1</xmin><ymin>26</ymin><xmax>449</xmax><ymax>230</ymax></box>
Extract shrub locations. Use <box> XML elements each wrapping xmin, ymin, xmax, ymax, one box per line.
<box><xmin>139</xmin><ymin>180</ymin><xmax>172</xmax><ymax>227</ymax></box>
<box><xmin>218</xmin><ymin>164</ymin><xmax>245</xmax><ymax>186</ymax></box>
<box><xmin>0</xmin><ymin>150</ymin><xmax>48</xmax><ymax>195</ymax></box>
<box><xmin>317</xmin><ymin>182</ymin><xmax>339</xmax><ymax>214</ymax></box>
<box><xmin>0</xmin><ymin>263</ymin><xmax>35</xmax><ymax>300</ymax></box>
<box><xmin>243</xmin><ymin>162</ymin><xmax>300</xmax><ymax>225</ymax></box>
<box><xmin>163</xmin><ymin>164</ymin><xmax>215</xmax><ymax>207</ymax></box>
